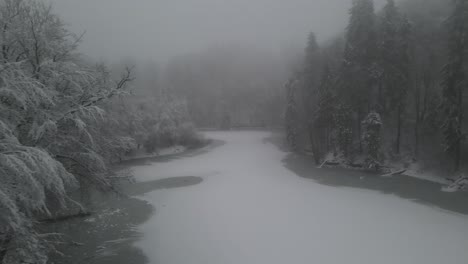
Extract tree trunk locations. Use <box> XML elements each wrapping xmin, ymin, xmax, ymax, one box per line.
<box><xmin>455</xmin><ymin>84</ymin><xmax>463</xmax><ymax>171</ymax></box>
<box><xmin>357</xmin><ymin>109</ymin><xmax>363</xmax><ymax>154</ymax></box>
<box><xmin>414</xmin><ymin>115</ymin><xmax>419</xmax><ymax>158</ymax></box>
<box><xmin>308</xmin><ymin>123</ymin><xmax>321</xmax><ymax>165</ymax></box>
<box><xmin>396</xmin><ymin>104</ymin><xmax>402</xmax><ymax>154</ymax></box>
<box><xmin>414</xmin><ymin>83</ymin><xmax>421</xmax><ymax>158</ymax></box>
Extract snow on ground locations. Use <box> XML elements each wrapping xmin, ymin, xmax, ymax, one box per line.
<box><xmin>386</xmin><ymin>162</ymin><xmax>450</xmax><ymax>185</ymax></box>
<box><xmin>323</xmin><ymin>152</ymin><xmax>451</xmax><ymax>185</ymax></box>
<box><xmin>129</xmin><ymin>131</ymin><xmax>468</xmax><ymax>264</ymax></box>
<box><xmin>443</xmin><ymin>177</ymin><xmax>468</xmax><ymax>193</ymax></box>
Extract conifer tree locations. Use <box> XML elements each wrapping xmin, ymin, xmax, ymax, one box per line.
<box><xmin>304</xmin><ymin>32</ymin><xmax>320</xmax><ymax>98</ymax></box>
<box><xmin>285</xmin><ymin>77</ymin><xmax>300</xmax><ymax>151</ymax></box>
<box><xmin>303</xmin><ymin>32</ymin><xmax>323</xmax><ymax>161</ymax></box>
<box><xmin>362</xmin><ymin>111</ymin><xmax>383</xmax><ymax>169</ymax></box>
<box><xmin>378</xmin><ymin>0</ymin><xmax>412</xmax><ymax>153</ymax></box>
<box><xmin>334</xmin><ymin>104</ymin><xmax>353</xmax><ymax>158</ymax></box>
<box><xmin>440</xmin><ymin>0</ymin><xmax>468</xmax><ymax>171</ymax></box>
<box><xmin>314</xmin><ymin>65</ymin><xmax>337</xmax><ymax>154</ymax></box>
<box><xmin>341</xmin><ymin>0</ymin><xmax>377</xmax><ymax>154</ymax></box>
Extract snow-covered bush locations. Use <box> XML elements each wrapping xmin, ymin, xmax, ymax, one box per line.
<box><xmin>284</xmin><ymin>77</ymin><xmax>300</xmax><ymax>151</ymax></box>
<box><xmin>362</xmin><ymin>111</ymin><xmax>383</xmax><ymax>169</ymax></box>
<box><xmin>333</xmin><ymin>104</ymin><xmax>353</xmax><ymax>157</ymax></box>
<box><xmin>138</xmin><ymin>98</ymin><xmax>201</xmax><ymax>152</ymax></box>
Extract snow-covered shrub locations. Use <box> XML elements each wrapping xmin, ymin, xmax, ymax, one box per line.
<box><xmin>140</xmin><ymin>98</ymin><xmax>201</xmax><ymax>152</ymax></box>
<box><xmin>177</xmin><ymin>122</ymin><xmax>205</xmax><ymax>148</ymax></box>
<box><xmin>284</xmin><ymin>77</ymin><xmax>300</xmax><ymax>151</ymax></box>
<box><xmin>333</xmin><ymin>104</ymin><xmax>353</xmax><ymax>157</ymax></box>
<box><xmin>362</xmin><ymin>111</ymin><xmax>382</xmax><ymax>169</ymax></box>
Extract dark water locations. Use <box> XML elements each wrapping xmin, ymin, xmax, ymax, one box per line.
<box><xmin>44</xmin><ymin>142</ymin><xmax>221</xmax><ymax>264</ymax></box>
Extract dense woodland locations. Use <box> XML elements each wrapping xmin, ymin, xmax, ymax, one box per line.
<box><xmin>0</xmin><ymin>0</ymin><xmax>202</xmax><ymax>263</ymax></box>
<box><xmin>286</xmin><ymin>0</ymin><xmax>468</xmax><ymax>177</ymax></box>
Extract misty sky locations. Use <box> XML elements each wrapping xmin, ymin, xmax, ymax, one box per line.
<box><xmin>50</xmin><ymin>0</ymin><xmax>385</xmax><ymax>64</ymax></box>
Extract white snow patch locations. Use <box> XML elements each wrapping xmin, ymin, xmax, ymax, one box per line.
<box><xmin>84</xmin><ymin>217</ymin><xmax>96</xmax><ymax>223</ymax></box>
<box><xmin>129</xmin><ymin>131</ymin><xmax>468</xmax><ymax>264</ymax></box>
<box><xmin>442</xmin><ymin>177</ymin><xmax>468</xmax><ymax>193</ymax></box>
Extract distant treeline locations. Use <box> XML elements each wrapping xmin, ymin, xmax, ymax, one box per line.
<box><xmin>164</xmin><ymin>47</ymin><xmax>288</xmax><ymax>129</ymax></box>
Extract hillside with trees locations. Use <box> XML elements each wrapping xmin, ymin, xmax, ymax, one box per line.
<box><xmin>285</xmin><ymin>0</ymin><xmax>467</xmax><ymax>180</ymax></box>
<box><xmin>0</xmin><ymin>0</ymin><xmax>201</xmax><ymax>263</ymax></box>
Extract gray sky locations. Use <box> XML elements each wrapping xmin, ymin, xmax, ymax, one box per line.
<box><xmin>50</xmin><ymin>0</ymin><xmax>384</xmax><ymax>65</ymax></box>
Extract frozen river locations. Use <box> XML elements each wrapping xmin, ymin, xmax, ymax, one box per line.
<box><xmin>129</xmin><ymin>131</ymin><xmax>468</xmax><ymax>264</ymax></box>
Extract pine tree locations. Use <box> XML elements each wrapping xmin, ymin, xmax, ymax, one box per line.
<box><xmin>334</xmin><ymin>103</ymin><xmax>353</xmax><ymax>158</ymax></box>
<box><xmin>315</xmin><ymin>66</ymin><xmax>336</xmax><ymax>125</ymax></box>
<box><xmin>285</xmin><ymin>77</ymin><xmax>299</xmax><ymax>151</ymax></box>
<box><xmin>341</xmin><ymin>0</ymin><xmax>378</xmax><ymax>154</ymax></box>
<box><xmin>379</xmin><ymin>0</ymin><xmax>401</xmax><ymax>111</ymax></box>
<box><xmin>305</xmin><ymin>33</ymin><xmax>319</xmax><ymax>69</ymax></box>
<box><xmin>304</xmin><ymin>32</ymin><xmax>320</xmax><ymax>82</ymax></box>
<box><xmin>378</xmin><ymin>0</ymin><xmax>412</xmax><ymax>154</ymax></box>
<box><xmin>440</xmin><ymin>0</ymin><xmax>468</xmax><ymax>171</ymax></box>
<box><xmin>303</xmin><ymin>32</ymin><xmax>323</xmax><ymax>162</ymax></box>
<box><xmin>303</xmin><ymin>32</ymin><xmax>321</xmax><ymax>124</ymax></box>
<box><xmin>362</xmin><ymin>111</ymin><xmax>383</xmax><ymax>169</ymax></box>
<box><xmin>314</xmin><ymin>65</ymin><xmax>337</xmax><ymax>154</ymax></box>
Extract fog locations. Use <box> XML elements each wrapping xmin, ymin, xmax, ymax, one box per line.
<box><xmin>51</xmin><ymin>0</ymin><xmax>384</xmax><ymax>64</ymax></box>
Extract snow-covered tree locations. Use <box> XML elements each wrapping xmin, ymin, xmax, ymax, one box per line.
<box><xmin>362</xmin><ymin>111</ymin><xmax>383</xmax><ymax>169</ymax></box>
<box><xmin>313</xmin><ymin>65</ymin><xmax>337</xmax><ymax>158</ymax></box>
<box><xmin>333</xmin><ymin>103</ymin><xmax>353</xmax><ymax>157</ymax></box>
<box><xmin>340</xmin><ymin>0</ymin><xmax>378</xmax><ymax>154</ymax></box>
<box><xmin>315</xmin><ymin>66</ymin><xmax>336</xmax><ymax>129</ymax></box>
<box><xmin>378</xmin><ymin>0</ymin><xmax>412</xmax><ymax>153</ymax></box>
<box><xmin>0</xmin><ymin>120</ymin><xmax>77</xmax><ymax>264</ymax></box>
<box><xmin>0</xmin><ymin>0</ymin><xmax>134</xmax><ymax>262</ymax></box>
<box><xmin>303</xmin><ymin>32</ymin><xmax>320</xmax><ymax>101</ymax></box>
<box><xmin>285</xmin><ymin>77</ymin><xmax>300</xmax><ymax>151</ymax></box>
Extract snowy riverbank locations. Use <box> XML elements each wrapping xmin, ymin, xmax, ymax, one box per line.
<box><xmin>45</xmin><ymin>140</ymin><xmax>218</xmax><ymax>264</ymax></box>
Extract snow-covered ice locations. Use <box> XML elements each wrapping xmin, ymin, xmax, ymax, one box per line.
<box><xmin>130</xmin><ymin>131</ymin><xmax>468</xmax><ymax>264</ymax></box>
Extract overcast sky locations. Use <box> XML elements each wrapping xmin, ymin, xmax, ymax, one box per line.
<box><xmin>50</xmin><ymin>0</ymin><xmax>385</xmax><ymax>65</ymax></box>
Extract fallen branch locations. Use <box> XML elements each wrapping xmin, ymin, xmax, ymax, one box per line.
<box><xmin>380</xmin><ymin>169</ymin><xmax>407</xmax><ymax>177</ymax></box>
<box><xmin>318</xmin><ymin>160</ymin><xmax>328</xmax><ymax>168</ymax></box>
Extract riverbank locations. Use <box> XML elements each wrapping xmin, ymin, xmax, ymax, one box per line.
<box><xmin>110</xmin><ymin>130</ymin><xmax>468</xmax><ymax>264</ymax></box>
<box><xmin>45</xmin><ymin>139</ymin><xmax>221</xmax><ymax>264</ymax></box>
<box><xmin>45</xmin><ymin>131</ymin><xmax>468</xmax><ymax>264</ymax></box>
<box><xmin>266</xmin><ymin>132</ymin><xmax>468</xmax><ymax>215</ymax></box>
